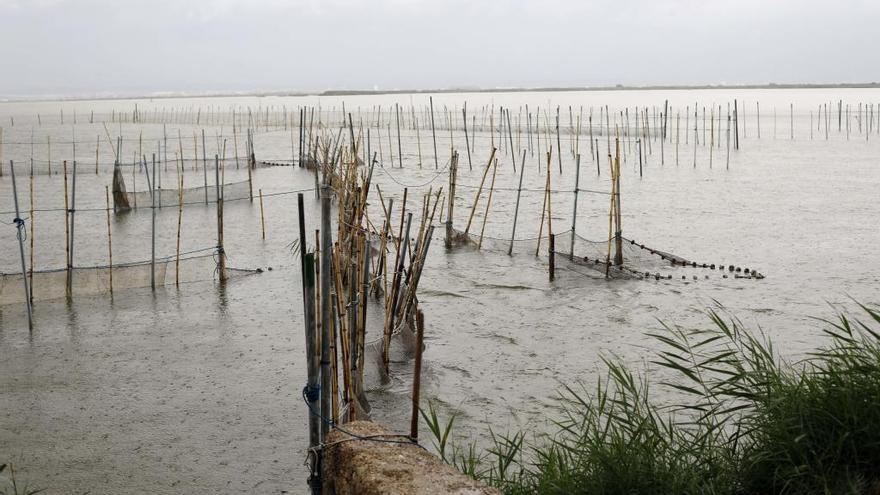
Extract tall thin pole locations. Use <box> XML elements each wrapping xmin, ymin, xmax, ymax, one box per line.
<box><xmin>9</xmin><ymin>161</ymin><xmax>33</xmax><ymax>330</ymax></box>
<box><xmin>105</xmin><ymin>185</ymin><xmax>113</xmax><ymax>295</ymax></box>
<box><xmin>462</xmin><ymin>104</ymin><xmax>472</xmax><ymax>170</ymax></box>
<box><xmin>569</xmin><ymin>154</ymin><xmax>581</xmax><ymax>259</ymax></box>
<box><xmin>69</xmin><ymin>159</ymin><xmax>78</xmax><ymax>295</ymax></box>
<box><xmin>429</xmin><ymin>97</ymin><xmax>439</xmax><ymax>169</ymax></box>
<box><xmin>508</xmin><ymin>150</ymin><xmax>526</xmax><ymax>255</ymax></box>
<box><xmin>298</xmin><ymin>192</ymin><xmax>320</xmax><ymax>495</ymax></box>
<box><xmin>215</xmin><ymin>155</ymin><xmax>227</xmax><ymax>281</ymax></box>
<box><xmin>151</xmin><ymin>154</ymin><xmax>157</xmax><ymax>290</ymax></box>
<box><xmin>202</xmin><ymin>129</ymin><xmax>208</xmax><ymax>204</ymax></box>
<box><xmin>319</xmin><ymin>185</ymin><xmax>332</xmax><ymax>439</ymax></box>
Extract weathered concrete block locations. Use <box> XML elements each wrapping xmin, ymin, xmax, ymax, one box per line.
<box><xmin>323</xmin><ymin>421</ymin><xmax>501</xmax><ymax>495</ymax></box>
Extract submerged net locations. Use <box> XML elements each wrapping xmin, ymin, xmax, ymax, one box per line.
<box><xmin>119</xmin><ymin>179</ymin><xmax>253</xmax><ymax>209</ymax></box>
<box><xmin>361</xmin><ymin>315</ymin><xmax>420</xmax><ymax>391</ymax></box>
<box><xmin>0</xmin><ymin>250</ymin><xmax>261</xmax><ymax>306</ymax></box>
<box><xmin>445</xmin><ymin>226</ymin><xmax>765</xmax><ymax>281</ymax></box>
<box><xmin>553</xmin><ymin>232</ymin><xmax>766</xmax><ymax>281</ymax></box>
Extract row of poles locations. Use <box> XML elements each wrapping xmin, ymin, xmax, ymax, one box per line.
<box><xmin>5</xmin><ymin>97</ymin><xmax>878</xmax><ymax>180</ymax></box>
<box><xmin>4</xmin><ymin>153</ymin><xmax>230</xmax><ymax>331</ymax></box>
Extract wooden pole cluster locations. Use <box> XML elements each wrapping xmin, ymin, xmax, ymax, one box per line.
<box><xmin>296</xmin><ymin>133</ymin><xmax>439</xmax><ymax>493</ymax></box>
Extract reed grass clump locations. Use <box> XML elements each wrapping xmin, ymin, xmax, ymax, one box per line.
<box><xmin>426</xmin><ymin>303</ymin><xmax>880</xmax><ymax>495</ymax></box>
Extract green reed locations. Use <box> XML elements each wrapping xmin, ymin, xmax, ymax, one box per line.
<box><xmin>425</xmin><ymin>303</ymin><xmax>880</xmax><ymax>495</ymax></box>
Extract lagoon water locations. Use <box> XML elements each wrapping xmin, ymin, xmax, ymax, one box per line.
<box><xmin>1</xmin><ymin>88</ymin><xmax>879</xmax><ymax>493</ymax></box>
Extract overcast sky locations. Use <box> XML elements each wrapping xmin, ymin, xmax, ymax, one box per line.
<box><xmin>1</xmin><ymin>0</ymin><xmax>878</xmax><ymax>97</ymax></box>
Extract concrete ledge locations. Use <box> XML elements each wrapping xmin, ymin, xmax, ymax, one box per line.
<box><xmin>322</xmin><ymin>421</ymin><xmax>501</xmax><ymax>495</ymax></box>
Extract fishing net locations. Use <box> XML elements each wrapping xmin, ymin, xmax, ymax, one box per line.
<box><xmin>0</xmin><ymin>250</ymin><xmax>261</xmax><ymax>306</ymax></box>
<box><xmin>361</xmin><ymin>314</ymin><xmax>420</xmax><ymax>390</ymax></box>
<box><xmin>444</xmin><ymin>226</ymin><xmax>765</xmax><ymax>280</ymax></box>
<box><xmin>552</xmin><ymin>232</ymin><xmax>766</xmax><ymax>281</ymax></box>
<box><xmin>445</xmin><ymin>225</ymin><xmax>549</xmax><ymax>256</ymax></box>
<box><xmin>118</xmin><ymin>179</ymin><xmax>253</xmax><ymax>209</ymax></box>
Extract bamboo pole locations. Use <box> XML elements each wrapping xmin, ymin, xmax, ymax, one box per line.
<box><xmin>508</xmin><ymin>149</ymin><xmax>527</xmax><ymax>256</ymax></box>
<box><xmin>69</xmin><ymin>159</ymin><xmax>78</xmax><ymax>295</ymax></box>
<box><xmin>477</xmin><ymin>158</ymin><xmax>499</xmax><ymax>249</ymax></box>
<box><xmin>536</xmin><ymin>150</ymin><xmax>552</xmax><ymax>256</ymax></box>
<box><xmin>199</xmin><ymin>129</ymin><xmax>207</xmax><ymax>204</ymax></box>
<box><xmin>409</xmin><ymin>309</ymin><xmax>425</xmax><ymax>440</ymax></box>
<box><xmin>215</xmin><ymin>155</ymin><xmax>227</xmax><ymax>282</ymax></box>
<box><xmin>9</xmin><ymin>161</ymin><xmax>33</xmax><ymax>329</ymax></box>
<box><xmin>462</xmin><ymin>104</ymin><xmax>472</xmax><ymax>170</ymax></box>
<box><xmin>28</xmin><ymin>171</ymin><xmax>34</xmax><ymax>302</ymax></box>
<box><xmin>259</xmin><ymin>188</ymin><xmax>267</xmax><ymax>240</ymax></box>
<box><xmin>105</xmin><ymin>186</ymin><xmax>113</xmax><ymax>295</ymax></box>
<box><xmin>319</xmin><ymin>185</ymin><xmax>332</xmax><ymax>438</ymax></box>
<box><xmin>464</xmin><ymin>148</ymin><xmax>497</xmax><ymax>235</ymax></box>
<box><xmin>63</xmin><ymin>160</ymin><xmax>71</xmax><ymax>298</ymax></box>
<box><xmin>429</xmin><ymin>97</ymin><xmax>438</xmax><ymax>169</ymax></box>
<box><xmin>507</xmin><ymin>109</ymin><xmax>517</xmax><ymax>172</ymax></box>
<box><xmin>151</xmin><ymin>154</ymin><xmax>156</xmax><ymax>290</ymax></box>
<box><xmin>613</xmin><ymin>140</ymin><xmax>622</xmax><ymax>266</ymax></box>
<box><xmin>175</xmin><ymin>161</ymin><xmax>183</xmax><ymax>286</ymax></box>
<box><xmin>556</xmin><ymin>108</ymin><xmax>563</xmax><ymax>174</ymax></box>
<box><xmin>570</xmin><ymin>154</ymin><xmax>581</xmax><ymax>259</ymax></box>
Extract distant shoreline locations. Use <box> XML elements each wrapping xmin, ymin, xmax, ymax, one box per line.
<box><xmin>2</xmin><ymin>82</ymin><xmax>879</xmax><ymax>104</ymax></box>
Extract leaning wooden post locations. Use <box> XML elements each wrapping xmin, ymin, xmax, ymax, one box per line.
<box><xmin>535</xmin><ymin>151</ymin><xmax>551</xmax><ymax>256</ymax></box>
<box><xmin>508</xmin><ymin>149</ymin><xmax>527</xmax><ymax>255</ymax></box>
<box><xmin>9</xmin><ymin>161</ymin><xmax>33</xmax><ymax>330</ymax></box>
<box><xmin>507</xmin><ymin>109</ymin><xmax>517</xmax><ymax>172</ymax></box>
<box><xmin>569</xmin><ymin>154</ymin><xmax>581</xmax><ymax>259</ymax></box>
<box><xmin>464</xmin><ymin>148</ymin><xmax>497</xmax><ymax>235</ymax></box>
<box><xmin>259</xmin><ymin>188</ymin><xmax>266</xmax><ymax>240</ymax></box>
<box><xmin>477</xmin><ymin>158</ymin><xmax>499</xmax><ymax>249</ymax></box>
<box><xmin>549</xmin><ymin>234</ymin><xmax>555</xmax><ymax>281</ymax></box>
<box><xmin>462</xmin><ymin>105</ymin><xmax>472</xmax><ymax>170</ymax></box>
<box><xmin>409</xmin><ymin>309</ymin><xmax>426</xmax><ymax>441</ymax></box>
<box><xmin>429</xmin><ymin>97</ymin><xmax>439</xmax><ymax>169</ymax></box>
<box><xmin>299</xmin><ymin>196</ymin><xmax>321</xmax><ymax>495</ymax></box>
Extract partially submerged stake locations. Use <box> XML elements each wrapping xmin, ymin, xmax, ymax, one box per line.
<box><xmin>9</xmin><ymin>161</ymin><xmax>33</xmax><ymax>330</ymax></box>
<box><xmin>299</xmin><ymin>194</ymin><xmax>320</xmax><ymax>495</ymax></box>
<box><xmin>259</xmin><ymin>188</ymin><xmax>266</xmax><ymax>240</ymax></box>
<box><xmin>105</xmin><ymin>186</ymin><xmax>113</xmax><ymax>295</ymax></box>
<box><xmin>464</xmin><ymin>148</ymin><xmax>497</xmax><ymax>235</ymax></box>
<box><xmin>409</xmin><ymin>309</ymin><xmax>425</xmax><ymax>440</ymax></box>
<box><xmin>508</xmin><ymin>149</ymin><xmax>527</xmax><ymax>256</ymax></box>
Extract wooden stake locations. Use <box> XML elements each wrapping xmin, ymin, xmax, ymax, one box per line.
<box><xmin>409</xmin><ymin>309</ymin><xmax>425</xmax><ymax>440</ymax></box>
<box><xmin>259</xmin><ymin>188</ymin><xmax>266</xmax><ymax>240</ymax></box>
<box><xmin>105</xmin><ymin>186</ymin><xmax>113</xmax><ymax>295</ymax></box>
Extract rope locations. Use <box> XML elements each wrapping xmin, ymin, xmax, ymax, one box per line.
<box><xmin>373</xmin><ymin>156</ymin><xmax>451</xmax><ymax>188</ymax></box>
<box><xmin>300</xmin><ymin>386</ymin><xmax>425</xmax><ymax>451</ymax></box>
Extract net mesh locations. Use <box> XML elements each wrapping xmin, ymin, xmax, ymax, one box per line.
<box><xmin>553</xmin><ymin>232</ymin><xmax>766</xmax><ymax>280</ymax></box>
<box><xmin>0</xmin><ymin>251</ymin><xmax>260</xmax><ymax>306</ymax></box>
<box><xmin>445</xmin><ymin>227</ymin><xmax>765</xmax><ymax>281</ymax></box>
<box><xmin>120</xmin><ymin>179</ymin><xmax>253</xmax><ymax>209</ymax></box>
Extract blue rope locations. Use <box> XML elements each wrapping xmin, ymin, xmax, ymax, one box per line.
<box><xmin>12</xmin><ymin>217</ymin><xmax>27</xmax><ymax>241</ymax></box>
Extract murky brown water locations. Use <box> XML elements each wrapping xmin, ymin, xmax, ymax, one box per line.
<box><xmin>2</xmin><ymin>89</ymin><xmax>879</xmax><ymax>493</ymax></box>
